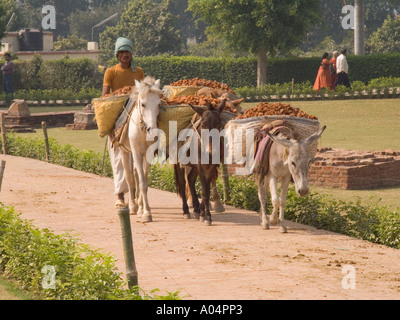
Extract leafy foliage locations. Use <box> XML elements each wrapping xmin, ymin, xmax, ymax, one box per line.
<box><xmin>367</xmin><ymin>16</ymin><xmax>400</xmax><ymax>54</ymax></box>
<box><xmin>53</xmin><ymin>35</ymin><xmax>88</xmax><ymax>51</ymax></box>
<box><xmin>0</xmin><ymin>205</ymin><xmax>181</xmax><ymax>300</ymax></box>
<box><xmin>99</xmin><ymin>0</ymin><xmax>183</xmax><ymax>62</ymax></box>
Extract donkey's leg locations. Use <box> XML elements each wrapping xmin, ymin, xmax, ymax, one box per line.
<box><xmin>120</xmin><ymin>151</ymin><xmax>138</xmax><ymax>215</ymax></box>
<box><xmin>174</xmin><ymin>164</ymin><xmax>190</xmax><ymax>218</ymax></box>
<box><xmin>187</xmin><ymin>167</ymin><xmax>200</xmax><ymax>219</ymax></box>
<box><xmin>199</xmin><ymin>171</ymin><xmax>212</xmax><ymax>226</ymax></box>
<box><xmin>185</xmin><ymin>167</ymin><xmax>193</xmax><ymax>208</ymax></box>
<box><xmin>256</xmin><ymin>175</ymin><xmax>270</xmax><ymax>230</ymax></box>
<box><xmin>277</xmin><ymin>174</ymin><xmax>291</xmax><ymax>234</ymax></box>
<box><xmin>268</xmin><ymin>176</ymin><xmax>280</xmax><ymax>226</ymax></box>
<box><xmin>211</xmin><ymin>176</ymin><xmax>225</xmax><ymax>213</ymax></box>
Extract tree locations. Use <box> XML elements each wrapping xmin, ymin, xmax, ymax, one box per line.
<box><xmin>368</xmin><ymin>16</ymin><xmax>400</xmax><ymax>53</ymax></box>
<box><xmin>354</xmin><ymin>0</ymin><xmax>365</xmax><ymax>55</ymax></box>
<box><xmin>53</xmin><ymin>35</ymin><xmax>88</xmax><ymax>51</ymax></box>
<box><xmin>99</xmin><ymin>0</ymin><xmax>183</xmax><ymax>62</ymax></box>
<box><xmin>14</xmin><ymin>0</ymin><xmax>90</xmax><ymax>37</ymax></box>
<box><xmin>69</xmin><ymin>1</ymin><xmax>128</xmax><ymax>42</ymax></box>
<box><xmin>0</xmin><ymin>1</ymin><xmax>7</xmax><ymax>43</ymax></box>
<box><xmin>188</xmin><ymin>0</ymin><xmax>321</xmax><ymax>86</ymax></box>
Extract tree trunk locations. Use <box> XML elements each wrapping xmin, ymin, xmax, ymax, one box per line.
<box><xmin>354</xmin><ymin>0</ymin><xmax>365</xmax><ymax>55</ymax></box>
<box><xmin>257</xmin><ymin>50</ymin><xmax>267</xmax><ymax>87</ymax></box>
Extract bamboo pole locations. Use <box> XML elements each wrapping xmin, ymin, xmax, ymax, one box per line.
<box><xmin>41</xmin><ymin>121</ymin><xmax>50</xmax><ymax>162</ymax></box>
<box><xmin>117</xmin><ymin>206</ymin><xmax>138</xmax><ymax>290</ymax></box>
<box><xmin>0</xmin><ymin>160</ymin><xmax>6</xmax><ymax>192</ymax></box>
<box><xmin>221</xmin><ymin>163</ymin><xmax>230</xmax><ymax>204</ymax></box>
<box><xmin>292</xmin><ymin>78</ymin><xmax>295</xmax><ymax>99</ymax></box>
<box><xmin>1</xmin><ymin>113</ymin><xmax>6</xmax><ymax>155</ymax></box>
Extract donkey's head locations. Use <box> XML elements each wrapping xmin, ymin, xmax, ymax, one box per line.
<box><xmin>268</xmin><ymin>126</ymin><xmax>326</xmax><ymax>197</ymax></box>
<box><xmin>190</xmin><ymin>99</ymin><xmax>226</xmax><ymax>131</ymax></box>
<box><xmin>190</xmin><ymin>99</ymin><xmax>226</xmax><ymax>162</ymax></box>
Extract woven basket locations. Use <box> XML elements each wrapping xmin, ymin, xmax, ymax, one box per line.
<box><xmin>163</xmin><ymin>86</ymin><xmax>204</xmax><ymax>98</ymax></box>
<box><xmin>158</xmin><ymin>105</ymin><xmax>196</xmax><ymax>151</ymax></box>
<box><xmin>225</xmin><ymin>115</ymin><xmax>321</xmax><ymax>159</ymax></box>
<box><xmin>93</xmin><ymin>94</ymin><xmax>129</xmax><ymax>137</ymax></box>
<box><xmin>158</xmin><ymin>105</ymin><xmax>239</xmax><ymax>151</ymax></box>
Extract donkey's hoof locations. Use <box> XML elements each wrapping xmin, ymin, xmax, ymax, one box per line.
<box><xmin>199</xmin><ymin>216</ymin><xmax>205</xmax><ymax>222</ymax></box>
<box><xmin>129</xmin><ymin>206</ymin><xmax>138</xmax><ymax>215</ymax></box>
<box><xmin>270</xmin><ymin>218</ymin><xmax>278</xmax><ymax>225</ymax></box>
<box><xmin>204</xmin><ymin>220</ymin><xmax>212</xmax><ymax>226</ymax></box>
<box><xmin>213</xmin><ymin>204</ymin><xmax>225</xmax><ymax>213</ymax></box>
<box><xmin>262</xmin><ymin>224</ymin><xmax>270</xmax><ymax>230</ymax></box>
<box><xmin>279</xmin><ymin>226</ymin><xmax>288</xmax><ymax>233</ymax></box>
<box><xmin>141</xmin><ymin>214</ymin><xmax>153</xmax><ymax>223</ymax></box>
<box><xmin>183</xmin><ymin>214</ymin><xmax>191</xmax><ymax>220</ymax></box>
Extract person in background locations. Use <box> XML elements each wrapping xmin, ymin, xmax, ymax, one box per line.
<box><xmin>313</xmin><ymin>52</ymin><xmax>331</xmax><ymax>91</ymax></box>
<box><xmin>335</xmin><ymin>48</ymin><xmax>351</xmax><ymax>89</ymax></box>
<box><xmin>102</xmin><ymin>37</ymin><xmax>145</xmax><ymax>207</ymax></box>
<box><xmin>330</xmin><ymin>51</ymin><xmax>339</xmax><ymax>90</ymax></box>
<box><xmin>1</xmin><ymin>53</ymin><xmax>15</xmax><ymax>105</ymax></box>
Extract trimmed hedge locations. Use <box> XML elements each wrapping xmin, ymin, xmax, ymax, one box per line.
<box><xmin>136</xmin><ymin>53</ymin><xmax>400</xmax><ymax>87</ymax></box>
<box><xmin>0</xmin><ymin>56</ymin><xmax>103</xmax><ymax>92</ymax></box>
<box><xmin>2</xmin><ymin>53</ymin><xmax>400</xmax><ymax>92</ymax></box>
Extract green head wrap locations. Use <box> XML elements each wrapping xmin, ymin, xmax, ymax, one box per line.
<box><xmin>114</xmin><ymin>37</ymin><xmax>136</xmax><ymax>71</ymax></box>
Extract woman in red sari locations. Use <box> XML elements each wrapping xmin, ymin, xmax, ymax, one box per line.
<box><xmin>313</xmin><ymin>52</ymin><xmax>332</xmax><ymax>91</ymax></box>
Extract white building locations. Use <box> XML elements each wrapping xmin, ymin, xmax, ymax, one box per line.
<box><xmin>1</xmin><ymin>29</ymin><xmax>99</xmax><ymax>62</ymax></box>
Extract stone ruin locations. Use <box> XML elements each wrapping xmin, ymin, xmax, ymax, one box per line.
<box><xmin>4</xmin><ymin>99</ymin><xmax>35</xmax><ymax>132</ymax></box>
<box><xmin>66</xmin><ymin>104</ymin><xmax>97</xmax><ymax>130</ymax></box>
<box><xmin>3</xmin><ymin>99</ymin><xmax>77</xmax><ymax>132</ymax></box>
<box><xmin>308</xmin><ymin>148</ymin><xmax>400</xmax><ymax>190</ymax></box>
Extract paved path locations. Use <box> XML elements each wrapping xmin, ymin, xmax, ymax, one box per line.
<box><xmin>1</xmin><ymin>154</ymin><xmax>400</xmax><ymax>300</ymax></box>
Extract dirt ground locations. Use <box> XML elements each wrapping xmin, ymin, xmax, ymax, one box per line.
<box><xmin>1</xmin><ymin>154</ymin><xmax>400</xmax><ymax>300</ymax></box>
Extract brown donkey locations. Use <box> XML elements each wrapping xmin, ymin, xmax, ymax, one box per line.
<box><xmin>174</xmin><ymin>99</ymin><xmax>226</xmax><ymax>226</ymax></box>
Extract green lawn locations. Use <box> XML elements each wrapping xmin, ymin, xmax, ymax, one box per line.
<box><xmin>0</xmin><ymin>105</ymin><xmax>85</xmax><ymax>114</ymax></box>
<box><xmin>244</xmin><ymin>99</ymin><xmax>400</xmax><ymax>151</ymax></box>
<box><xmin>15</xmin><ymin>127</ymin><xmax>107</xmax><ymax>154</ymax></box>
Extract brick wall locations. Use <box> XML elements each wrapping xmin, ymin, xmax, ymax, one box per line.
<box><xmin>308</xmin><ymin>148</ymin><xmax>400</xmax><ymax>190</ymax></box>
<box><xmin>5</xmin><ymin>112</ymin><xmax>75</xmax><ymax>130</ymax></box>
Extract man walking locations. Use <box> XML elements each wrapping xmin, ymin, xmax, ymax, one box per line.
<box><xmin>335</xmin><ymin>49</ymin><xmax>351</xmax><ymax>89</ymax></box>
<box><xmin>102</xmin><ymin>37</ymin><xmax>145</xmax><ymax>207</ymax></box>
<box><xmin>1</xmin><ymin>53</ymin><xmax>15</xmax><ymax>104</ymax></box>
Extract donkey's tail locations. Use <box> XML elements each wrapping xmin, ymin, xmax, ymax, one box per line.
<box><xmin>174</xmin><ymin>164</ymin><xmax>186</xmax><ymax>200</ymax></box>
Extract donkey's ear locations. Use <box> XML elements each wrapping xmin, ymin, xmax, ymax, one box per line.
<box><xmin>155</xmin><ymin>79</ymin><xmax>161</xmax><ymax>88</ymax></box>
<box><xmin>190</xmin><ymin>104</ymin><xmax>205</xmax><ymax>116</ymax></box>
<box><xmin>266</xmin><ymin>132</ymin><xmax>292</xmax><ymax>148</ymax></box>
<box><xmin>304</xmin><ymin>125</ymin><xmax>326</xmax><ymax>145</ymax></box>
<box><xmin>134</xmin><ymin>79</ymin><xmax>141</xmax><ymax>88</ymax></box>
<box><xmin>217</xmin><ymin>98</ymin><xmax>227</xmax><ymax>114</ymax></box>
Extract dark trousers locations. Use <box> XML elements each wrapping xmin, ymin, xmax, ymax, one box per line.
<box><xmin>335</xmin><ymin>72</ymin><xmax>351</xmax><ymax>89</ymax></box>
<box><xmin>3</xmin><ymin>74</ymin><xmax>13</xmax><ymax>94</ymax></box>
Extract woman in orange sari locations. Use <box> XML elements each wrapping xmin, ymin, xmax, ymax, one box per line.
<box><xmin>313</xmin><ymin>52</ymin><xmax>332</xmax><ymax>91</ymax></box>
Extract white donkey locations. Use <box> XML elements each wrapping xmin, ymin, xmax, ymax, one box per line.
<box><xmin>255</xmin><ymin>125</ymin><xmax>326</xmax><ymax>233</ymax></box>
<box><xmin>120</xmin><ymin>76</ymin><xmax>162</xmax><ymax>222</ymax></box>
